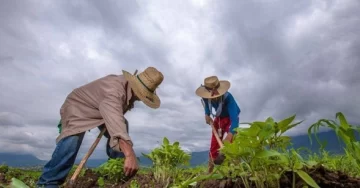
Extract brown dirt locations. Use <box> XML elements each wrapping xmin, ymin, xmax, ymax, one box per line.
<box><xmin>119</xmin><ymin>173</ymin><xmax>169</xmax><ymax>188</ymax></box>
<box><xmin>64</xmin><ymin>169</ymin><xmax>100</xmax><ymax>188</ymax></box>
<box><xmin>63</xmin><ymin>170</ymin><xmax>169</xmax><ymax>188</ymax></box>
<box><xmin>196</xmin><ymin>166</ymin><xmax>360</xmax><ymax>188</ymax></box>
<box><xmin>58</xmin><ymin>166</ymin><xmax>360</xmax><ymax>188</ymax></box>
<box><xmin>0</xmin><ymin>173</ymin><xmax>5</xmax><ymax>184</ymax></box>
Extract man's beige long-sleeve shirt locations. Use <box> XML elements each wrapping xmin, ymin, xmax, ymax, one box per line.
<box><xmin>56</xmin><ymin>74</ymin><xmax>133</xmax><ymax>152</ymax></box>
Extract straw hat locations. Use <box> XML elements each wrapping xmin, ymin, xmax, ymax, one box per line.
<box><xmin>122</xmin><ymin>67</ymin><xmax>164</xmax><ymax>109</ymax></box>
<box><xmin>195</xmin><ymin>76</ymin><xmax>230</xmax><ymax>99</ymax></box>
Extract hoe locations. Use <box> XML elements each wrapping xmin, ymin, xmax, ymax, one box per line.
<box><xmin>67</xmin><ymin>128</ymin><xmax>106</xmax><ymax>188</ymax></box>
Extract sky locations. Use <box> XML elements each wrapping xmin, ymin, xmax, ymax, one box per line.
<box><xmin>0</xmin><ymin>0</ymin><xmax>359</xmax><ymax>161</ymax></box>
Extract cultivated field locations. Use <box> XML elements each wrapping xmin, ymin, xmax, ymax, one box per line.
<box><xmin>1</xmin><ymin>112</ymin><xmax>360</xmax><ymax>188</ymax></box>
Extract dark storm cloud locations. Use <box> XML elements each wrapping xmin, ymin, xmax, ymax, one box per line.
<box><xmin>0</xmin><ymin>0</ymin><xmax>174</xmax><ymax>159</ymax></box>
<box><xmin>0</xmin><ymin>0</ymin><xmax>359</xmax><ymax>160</ymax></box>
<box><xmin>206</xmin><ymin>0</ymin><xmax>360</xmax><ymax>127</ymax></box>
<box><xmin>0</xmin><ymin>112</ymin><xmax>25</xmax><ymax>127</ymax></box>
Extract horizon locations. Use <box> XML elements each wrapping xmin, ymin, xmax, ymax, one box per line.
<box><xmin>0</xmin><ymin>129</ymin><xmax>342</xmax><ymax>161</ymax></box>
<box><xmin>1</xmin><ymin>0</ymin><xmax>359</xmax><ymax>161</ymax></box>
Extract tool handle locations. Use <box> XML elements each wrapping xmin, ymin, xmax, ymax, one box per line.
<box><xmin>200</xmin><ymin>99</ymin><xmax>224</xmax><ymax>148</ymax></box>
<box><xmin>68</xmin><ymin>127</ymin><xmax>107</xmax><ymax>187</ymax></box>
<box><xmin>210</xmin><ymin>122</ymin><xmax>224</xmax><ymax>148</ymax></box>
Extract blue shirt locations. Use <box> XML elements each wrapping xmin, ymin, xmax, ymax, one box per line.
<box><xmin>203</xmin><ymin>92</ymin><xmax>241</xmax><ymax>134</ymax></box>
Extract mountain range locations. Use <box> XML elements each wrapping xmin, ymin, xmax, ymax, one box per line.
<box><xmin>1</xmin><ymin>130</ymin><xmax>358</xmax><ymax>168</ymax></box>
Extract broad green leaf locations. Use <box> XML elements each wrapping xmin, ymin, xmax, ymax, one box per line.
<box><xmin>265</xmin><ymin>117</ymin><xmax>275</xmax><ymax>125</ymax></box>
<box><xmin>277</xmin><ymin>136</ymin><xmax>291</xmax><ymax>143</ymax></box>
<box><xmin>283</xmin><ymin>120</ymin><xmax>304</xmax><ymax>133</ymax></box>
<box><xmin>278</xmin><ymin>114</ymin><xmax>296</xmax><ymax>132</ymax></box>
<box><xmin>97</xmin><ymin>177</ymin><xmax>105</xmax><ymax>187</ymax></box>
<box><xmin>10</xmin><ymin>178</ymin><xmax>30</xmax><ymax>188</ymax></box>
<box><xmin>296</xmin><ymin>170</ymin><xmax>320</xmax><ymax>188</ymax></box>
<box><xmin>306</xmin><ymin>160</ymin><xmax>318</xmax><ymax>167</ymax></box>
<box><xmin>252</xmin><ymin>121</ymin><xmax>267</xmax><ymax>128</ymax></box>
<box><xmin>163</xmin><ymin>137</ymin><xmax>169</xmax><ymax>145</ymax></box>
<box><xmin>293</xmin><ymin>160</ymin><xmax>303</xmax><ymax>169</ymax></box>
<box><xmin>254</xmin><ymin>150</ymin><xmax>281</xmax><ymax>158</ymax></box>
<box><xmin>258</xmin><ymin>124</ymin><xmax>274</xmax><ymax>141</ymax></box>
<box><xmin>247</xmin><ymin>125</ymin><xmax>261</xmax><ymax>137</ymax></box>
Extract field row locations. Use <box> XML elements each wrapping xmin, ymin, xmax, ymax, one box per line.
<box><xmin>1</xmin><ymin>112</ymin><xmax>360</xmax><ymax>188</ymax></box>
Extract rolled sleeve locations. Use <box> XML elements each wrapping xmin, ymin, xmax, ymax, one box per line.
<box><xmin>99</xmin><ymin>92</ymin><xmax>132</xmax><ymax>152</ymax></box>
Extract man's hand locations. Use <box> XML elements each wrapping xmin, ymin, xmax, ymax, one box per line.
<box><xmin>223</xmin><ymin>132</ymin><xmax>233</xmax><ymax>143</ymax></box>
<box><xmin>124</xmin><ymin>152</ymin><xmax>139</xmax><ymax>177</ymax></box>
<box><xmin>205</xmin><ymin>115</ymin><xmax>213</xmax><ymax>125</ymax></box>
<box><xmin>119</xmin><ymin>139</ymin><xmax>139</xmax><ymax>177</ymax></box>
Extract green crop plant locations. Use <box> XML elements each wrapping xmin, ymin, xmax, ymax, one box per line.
<box><xmin>308</xmin><ymin>150</ymin><xmax>360</xmax><ymax>177</ymax></box>
<box><xmin>129</xmin><ymin>179</ymin><xmax>140</xmax><ymax>188</ymax></box>
<box><xmin>171</xmin><ymin>173</ymin><xmax>223</xmax><ymax>188</ymax></box>
<box><xmin>308</xmin><ymin>112</ymin><xmax>360</xmax><ymax>171</ymax></box>
<box><xmin>142</xmin><ymin>137</ymin><xmax>191</xmax><ymax>186</ymax></box>
<box><xmin>218</xmin><ymin>114</ymin><xmax>319</xmax><ymax>188</ymax></box>
<box><xmin>0</xmin><ymin>165</ymin><xmax>8</xmax><ymax>174</ymax></box>
<box><xmin>94</xmin><ymin>158</ymin><xmax>125</xmax><ymax>183</ymax></box>
<box><xmin>282</xmin><ymin>148</ymin><xmax>320</xmax><ymax>188</ymax></box>
<box><xmin>8</xmin><ymin>178</ymin><xmax>30</xmax><ymax>188</ymax></box>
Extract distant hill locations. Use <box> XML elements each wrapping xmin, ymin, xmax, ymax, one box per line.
<box><xmin>0</xmin><ymin>153</ymin><xmax>46</xmax><ymax>167</ymax></box>
<box><xmin>1</xmin><ymin>130</ymin><xmax>359</xmax><ymax>168</ymax></box>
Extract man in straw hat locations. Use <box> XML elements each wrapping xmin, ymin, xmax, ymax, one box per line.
<box><xmin>195</xmin><ymin>76</ymin><xmax>241</xmax><ymax>173</ymax></box>
<box><xmin>37</xmin><ymin>67</ymin><xmax>164</xmax><ymax>188</ymax></box>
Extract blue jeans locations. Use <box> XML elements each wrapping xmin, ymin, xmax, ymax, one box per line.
<box><xmin>37</xmin><ymin>122</ymin><xmax>128</xmax><ymax>188</ymax></box>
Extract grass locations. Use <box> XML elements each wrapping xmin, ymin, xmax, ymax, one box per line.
<box><xmin>0</xmin><ymin>112</ymin><xmax>359</xmax><ymax>188</ymax></box>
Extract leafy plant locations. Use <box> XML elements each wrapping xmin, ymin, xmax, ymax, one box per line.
<box><xmin>218</xmin><ymin>114</ymin><xmax>318</xmax><ymax>188</ymax></box>
<box><xmin>308</xmin><ymin>112</ymin><xmax>360</xmax><ymax>169</ymax></box>
<box><xmin>94</xmin><ymin>158</ymin><xmax>125</xmax><ymax>183</ymax></box>
<box><xmin>0</xmin><ymin>165</ymin><xmax>8</xmax><ymax>174</ymax></box>
<box><xmin>142</xmin><ymin>137</ymin><xmax>191</xmax><ymax>185</ymax></box>
<box><xmin>282</xmin><ymin>149</ymin><xmax>320</xmax><ymax>188</ymax></box>
<box><xmin>171</xmin><ymin>173</ymin><xmax>223</xmax><ymax>188</ymax></box>
<box><xmin>9</xmin><ymin>178</ymin><xmax>30</xmax><ymax>188</ymax></box>
<box><xmin>129</xmin><ymin>179</ymin><xmax>140</xmax><ymax>188</ymax></box>
<box><xmin>2</xmin><ymin>112</ymin><xmax>360</xmax><ymax>188</ymax></box>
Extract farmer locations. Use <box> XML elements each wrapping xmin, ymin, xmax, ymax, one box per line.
<box><xmin>37</xmin><ymin>67</ymin><xmax>164</xmax><ymax>188</ymax></box>
<box><xmin>195</xmin><ymin>76</ymin><xmax>241</xmax><ymax>173</ymax></box>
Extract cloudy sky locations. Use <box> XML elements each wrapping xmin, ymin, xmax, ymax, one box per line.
<box><xmin>0</xmin><ymin>0</ymin><xmax>359</xmax><ymax>161</ymax></box>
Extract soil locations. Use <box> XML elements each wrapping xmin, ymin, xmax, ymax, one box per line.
<box><xmin>120</xmin><ymin>173</ymin><xmax>170</xmax><ymax>188</ymax></box>
<box><xmin>63</xmin><ymin>165</ymin><xmax>360</xmax><ymax>188</ymax></box>
<box><xmin>64</xmin><ymin>169</ymin><xmax>100</xmax><ymax>188</ymax></box>
<box><xmin>0</xmin><ymin>173</ymin><xmax>5</xmax><ymax>184</ymax></box>
<box><xmin>2</xmin><ymin>166</ymin><xmax>360</xmax><ymax>187</ymax></box>
<box><xmin>196</xmin><ymin>166</ymin><xmax>360</xmax><ymax>188</ymax></box>
<box><xmin>63</xmin><ymin>170</ymin><xmax>170</xmax><ymax>188</ymax></box>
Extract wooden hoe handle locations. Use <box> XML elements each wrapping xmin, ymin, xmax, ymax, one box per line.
<box><xmin>201</xmin><ymin>99</ymin><xmax>224</xmax><ymax>148</ymax></box>
<box><xmin>67</xmin><ymin>127</ymin><xmax>107</xmax><ymax>187</ymax></box>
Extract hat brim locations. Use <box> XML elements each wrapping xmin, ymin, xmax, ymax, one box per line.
<box><xmin>123</xmin><ymin>70</ymin><xmax>160</xmax><ymax>109</ymax></box>
<box><xmin>195</xmin><ymin>80</ymin><xmax>230</xmax><ymax>99</ymax></box>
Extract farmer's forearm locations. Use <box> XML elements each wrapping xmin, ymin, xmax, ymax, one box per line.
<box><xmin>224</xmin><ymin>132</ymin><xmax>233</xmax><ymax>143</ymax></box>
<box><xmin>119</xmin><ymin>139</ymin><xmax>136</xmax><ymax>157</ymax></box>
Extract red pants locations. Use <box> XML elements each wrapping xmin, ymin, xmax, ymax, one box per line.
<box><xmin>209</xmin><ymin>116</ymin><xmax>231</xmax><ymax>160</ymax></box>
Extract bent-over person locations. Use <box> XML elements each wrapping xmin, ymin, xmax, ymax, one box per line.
<box><xmin>37</xmin><ymin>67</ymin><xmax>164</xmax><ymax>188</ymax></box>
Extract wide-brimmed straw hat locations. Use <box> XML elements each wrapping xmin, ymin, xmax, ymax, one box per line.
<box><xmin>122</xmin><ymin>67</ymin><xmax>164</xmax><ymax>109</ymax></box>
<box><xmin>195</xmin><ymin>76</ymin><xmax>230</xmax><ymax>99</ymax></box>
